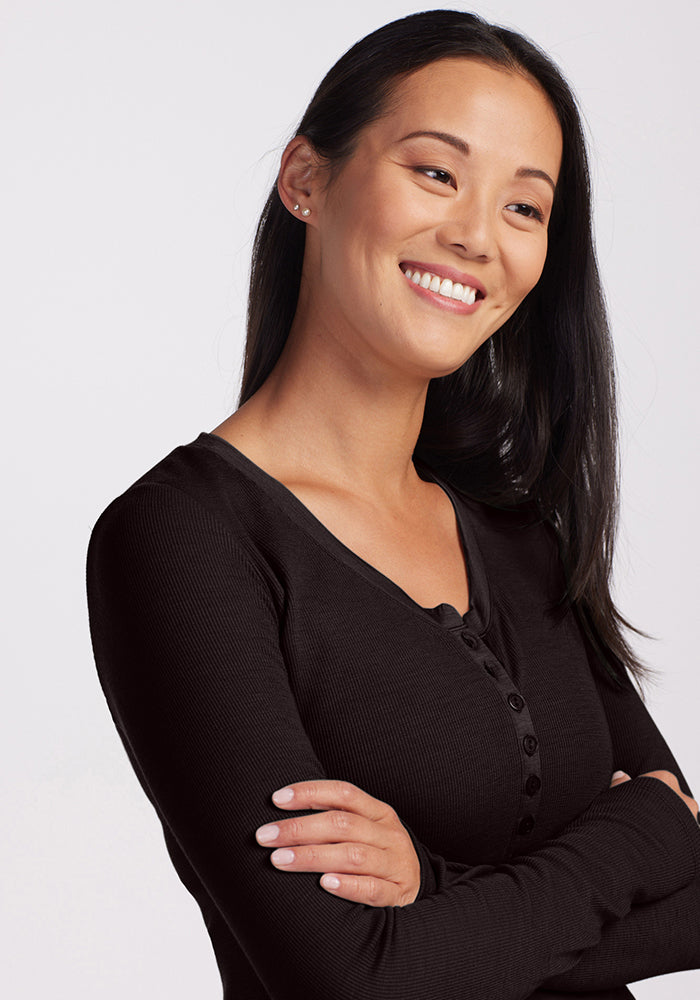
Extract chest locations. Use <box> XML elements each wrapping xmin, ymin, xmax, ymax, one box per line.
<box><xmin>279</xmin><ymin>566</ymin><xmax>613</xmax><ymax>865</ymax></box>
<box><xmin>277</xmin><ymin>479</ymin><xmax>471</xmax><ymax>616</ymax></box>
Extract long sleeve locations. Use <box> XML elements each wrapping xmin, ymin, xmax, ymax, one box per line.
<box><xmin>538</xmin><ymin>657</ymin><xmax>700</xmax><ymax>992</ymax></box>
<box><xmin>86</xmin><ymin>481</ymin><xmax>700</xmax><ymax>1000</ymax></box>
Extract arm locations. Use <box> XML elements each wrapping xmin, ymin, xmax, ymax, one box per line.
<box><xmin>541</xmin><ymin>878</ymin><xmax>700</xmax><ymax>992</ymax></box>
<box><xmin>539</xmin><ymin>659</ymin><xmax>700</xmax><ymax>992</ymax></box>
<box><xmin>86</xmin><ymin>483</ymin><xmax>700</xmax><ymax>1000</ymax></box>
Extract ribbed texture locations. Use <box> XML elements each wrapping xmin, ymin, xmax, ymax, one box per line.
<box><xmin>85</xmin><ymin>432</ymin><xmax>700</xmax><ymax>999</ymax></box>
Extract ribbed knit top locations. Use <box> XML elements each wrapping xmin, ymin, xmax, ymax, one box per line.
<box><xmin>85</xmin><ymin>431</ymin><xmax>700</xmax><ymax>999</ymax></box>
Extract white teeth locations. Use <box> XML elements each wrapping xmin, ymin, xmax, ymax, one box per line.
<box><xmin>402</xmin><ymin>266</ymin><xmax>481</xmax><ymax>304</ymax></box>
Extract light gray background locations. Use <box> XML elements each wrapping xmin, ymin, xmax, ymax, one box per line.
<box><xmin>2</xmin><ymin>0</ymin><xmax>698</xmax><ymax>996</ymax></box>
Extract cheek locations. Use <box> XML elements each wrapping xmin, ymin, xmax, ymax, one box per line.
<box><xmin>362</xmin><ymin>175</ymin><xmax>432</xmax><ymax>241</ymax></box>
<box><xmin>337</xmin><ymin>202</ymin><xmax>421</xmax><ymax>279</ymax></box>
<box><xmin>332</xmin><ymin>194</ymin><xmax>396</xmax><ymax>257</ymax></box>
<box><xmin>510</xmin><ymin>238</ymin><xmax>548</xmax><ymax>296</ymax></box>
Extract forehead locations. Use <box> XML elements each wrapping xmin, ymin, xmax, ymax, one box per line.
<box><xmin>368</xmin><ymin>57</ymin><xmax>563</xmax><ymax>179</ymax></box>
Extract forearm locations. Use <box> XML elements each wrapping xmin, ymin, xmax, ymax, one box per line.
<box><xmin>523</xmin><ymin>634</ymin><xmax>700</xmax><ymax>993</ymax></box>
<box><xmin>541</xmin><ymin>856</ymin><xmax>700</xmax><ymax>992</ymax></box>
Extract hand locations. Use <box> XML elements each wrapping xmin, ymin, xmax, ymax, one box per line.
<box><xmin>254</xmin><ymin>779</ymin><xmax>421</xmax><ymax>907</ymax></box>
<box><xmin>610</xmin><ymin>769</ymin><xmax>699</xmax><ymax>819</ymax></box>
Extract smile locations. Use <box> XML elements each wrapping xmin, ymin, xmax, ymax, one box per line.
<box><xmin>399</xmin><ymin>263</ymin><xmax>486</xmax><ymax>307</ymax></box>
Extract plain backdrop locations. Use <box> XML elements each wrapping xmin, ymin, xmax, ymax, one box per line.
<box><xmin>2</xmin><ymin>0</ymin><xmax>698</xmax><ymax>996</ymax></box>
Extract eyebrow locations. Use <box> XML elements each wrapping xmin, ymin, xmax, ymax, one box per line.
<box><xmin>397</xmin><ymin>130</ymin><xmax>557</xmax><ymax>193</ymax></box>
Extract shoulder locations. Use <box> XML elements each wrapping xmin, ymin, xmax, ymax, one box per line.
<box><xmin>464</xmin><ymin>494</ymin><xmax>559</xmax><ymax>556</ymax></box>
<box><xmin>445</xmin><ymin>484</ymin><xmax>566</xmax><ymax>605</ymax></box>
<box><xmin>416</xmin><ymin>458</ymin><xmax>561</xmax><ymax>571</ymax></box>
<box><xmin>432</xmin><ymin>467</ymin><xmax>556</xmax><ymax>549</ymax></box>
<box><xmin>90</xmin><ymin>432</ymin><xmax>266</xmax><ymax>543</ymax></box>
<box><xmin>87</xmin><ymin>432</ymin><xmax>282</xmax><ymax>588</ymax></box>
<box><xmin>85</xmin><ymin>437</ymin><xmax>293</xmax><ymax>642</ymax></box>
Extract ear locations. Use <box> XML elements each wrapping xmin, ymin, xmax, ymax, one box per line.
<box><xmin>277</xmin><ymin>135</ymin><xmax>325</xmax><ymax>223</ymax></box>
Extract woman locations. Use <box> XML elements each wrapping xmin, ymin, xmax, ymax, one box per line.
<box><xmin>86</xmin><ymin>10</ymin><xmax>700</xmax><ymax>999</ymax></box>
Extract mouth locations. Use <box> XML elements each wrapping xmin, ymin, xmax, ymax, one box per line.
<box><xmin>399</xmin><ymin>262</ymin><xmax>486</xmax><ymax>306</ymax></box>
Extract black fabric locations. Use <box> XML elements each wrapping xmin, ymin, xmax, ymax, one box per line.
<box><xmin>85</xmin><ymin>431</ymin><xmax>700</xmax><ymax>999</ymax></box>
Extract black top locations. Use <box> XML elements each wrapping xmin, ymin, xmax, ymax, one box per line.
<box><xmin>85</xmin><ymin>431</ymin><xmax>700</xmax><ymax>999</ymax></box>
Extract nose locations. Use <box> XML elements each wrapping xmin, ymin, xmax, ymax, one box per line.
<box><xmin>437</xmin><ymin>196</ymin><xmax>495</xmax><ymax>262</ymax></box>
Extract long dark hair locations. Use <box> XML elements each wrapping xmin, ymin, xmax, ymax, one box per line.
<box><xmin>239</xmin><ymin>10</ymin><xmax>647</xmax><ymax>688</ymax></box>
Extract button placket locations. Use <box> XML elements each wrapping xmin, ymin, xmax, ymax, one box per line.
<box><xmin>455</xmin><ymin>627</ymin><xmax>542</xmax><ymax>846</ymax></box>
<box><xmin>461</xmin><ymin>632</ymin><xmax>479</xmax><ymax>650</ymax></box>
<box><xmin>525</xmin><ymin>774</ymin><xmax>541</xmax><ymax>797</ymax></box>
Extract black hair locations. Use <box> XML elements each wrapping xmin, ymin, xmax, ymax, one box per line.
<box><xmin>239</xmin><ymin>9</ymin><xmax>647</xmax><ymax>688</ymax></box>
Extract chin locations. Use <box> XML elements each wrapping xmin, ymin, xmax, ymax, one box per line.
<box><xmin>416</xmin><ymin>339</ymin><xmax>487</xmax><ymax>378</ymax></box>
<box><xmin>403</xmin><ymin>351</ymin><xmax>477</xmax><ymax>382</ymax></box>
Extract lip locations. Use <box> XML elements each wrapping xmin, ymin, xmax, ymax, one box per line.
<box><xmin>399</xmin><ymin>261</ymin><xmax>487</xmax><ymax>298</ymax></box>
<box><xmin>399</xmin><ymin>260</ymin><xmax>487</xmax><ymax>314</ymax></box>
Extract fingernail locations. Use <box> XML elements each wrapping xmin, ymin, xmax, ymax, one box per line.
<box><xmin>612</xmin><ymin>770</ymin><xmax>628</xmax><ymax>780</ymax></box>
<box><xmin>271</xmin><ymin>849</ymin><xmax>295</xmax><ymax>866</ymax></box>
<box><xmin>255</xmin><ymin>824</ymin><xmax>279</xmax><ymax>844</ymax></box>
<box><xmin>321</xmin><ymin>875</ymin><xmax>340</xmax><ymax>890</ymax></box>
<box><xmin>272</xmin><ymin>787</ymin><xmax>295</xmax><ymax>804</ymax></box>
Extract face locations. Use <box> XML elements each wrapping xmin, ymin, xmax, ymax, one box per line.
<box><xmin>301</xmin><ymin>57</ymin><xmax>563</xmax><ymax>381</ymax></box>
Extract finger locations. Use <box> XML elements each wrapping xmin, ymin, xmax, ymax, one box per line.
<box><xmin>268</xmin><ymin>841</ymin><xmax>390</xmax><ymax>879</ymax></box>
<box><xmin>639</xmin><ymin>769</ymin><xmax>680</xmax><ymax>790</ymax></box>
<box><xmin>609</xmin><ymin>770</ymin><xmax>630</xmax><ymax>787</ymax></box>
<box><xmin>256</xmin><ymin>809</ymin><xmax>385</xmax><ymax>849</ymax></box>
<box><xmin>320</xmin><ymin>872</ymin><xmax>415</xmax><ymax>908</ymax></box>
<box><xmin>271</xmin><ymin>779</ymin><xmax>395</xmax><ymax>823</ymax></box>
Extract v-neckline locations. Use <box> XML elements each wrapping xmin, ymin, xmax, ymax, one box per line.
<box><xmin>193</xmin><ymin>431</ymin><xmax>490</xmax><ymax>634</ymax></box>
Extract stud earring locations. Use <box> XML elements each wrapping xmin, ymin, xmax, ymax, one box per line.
<box><xmin>301</xmin><ymin>208</ymin><xmax>311</xmax><ymax>217</ymax></box>
<box><xmin>293</xmin><ymin>203</ymin><xmax>300</xmax><ymax>211</ymax></box>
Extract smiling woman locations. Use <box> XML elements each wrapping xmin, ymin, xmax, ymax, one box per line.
<box><xmin>85</xmin><ymin>9</ymin><xmax>700</xmax><ymax>1000</ymax></box>
<box><xmin>275</xmin><ymin>58</ymin><xmax>562</xmax><ymax>381</ymax></box>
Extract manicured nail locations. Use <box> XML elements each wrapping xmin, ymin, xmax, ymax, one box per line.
<box><xmin>272</xmin><ymin>787</ymin><xmax>295</xmax><ymax>804</ymax></box>
<box><xmin>321</xmin><ymin>875</ymin><xmax>340</xmax><ymax>890</ymax></box>
<box><xmin>612</xmin><ymin>771</ymin><xmax>628</xmax><ymax>780</ymax></box>
<box><xmin>255</xmin><ymin>824</ymin><xmax>279</xmax><ymax>844</ymax></box>
<box><xmin>271</xmin><ymin>849</ymin><xmax>295</xmax><ymax>866</ymax></box>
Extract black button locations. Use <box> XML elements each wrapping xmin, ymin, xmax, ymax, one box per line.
<box><xmin>507</xmin><ymin>692</ymin><xmax>524</xmax><ymax>712</ymax></box>
<box><xmin>461</xmin><ymin>632</ymin><xmax>479</xmax><ymax>649</ymax></box>
<box><xmin>525</xmin><ymin>774</ymin><xmax>541</xmax><ymax>796</ymax></box>
<box><xmin>518</xmin><ymin>815</ymin><xmax>535</xmax><ymax>836</ymax></box>
<box><xmin>523</xmin><ymin>735</ymin><xmax>538</xmax><ymax>756</ymax></box>
<box><xmin>483</xmin><ymin>661</ymin><xmax>497</xmax><ymax>677</ymax></box>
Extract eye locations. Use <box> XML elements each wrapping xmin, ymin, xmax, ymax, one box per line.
<box><xmin>416</xmin><ymin>167</ymin><xmax>454</xmax><ymax>186</ymax></box>
<box><xmin>506</xmin><ymin>202</ymin><xmax>545</xmax><ymax>223</ymax></box>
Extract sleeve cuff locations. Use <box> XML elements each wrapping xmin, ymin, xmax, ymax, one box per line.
<box><xmin>401</xmin><ymin>821</ymin><xmax>438</xmax><ymax>901</ymax></box>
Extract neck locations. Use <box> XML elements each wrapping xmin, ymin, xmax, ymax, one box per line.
<box><xmin>233</xmin><ymin>306</ymin><xmax>433</xmax><ymax>506</ymax></box>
